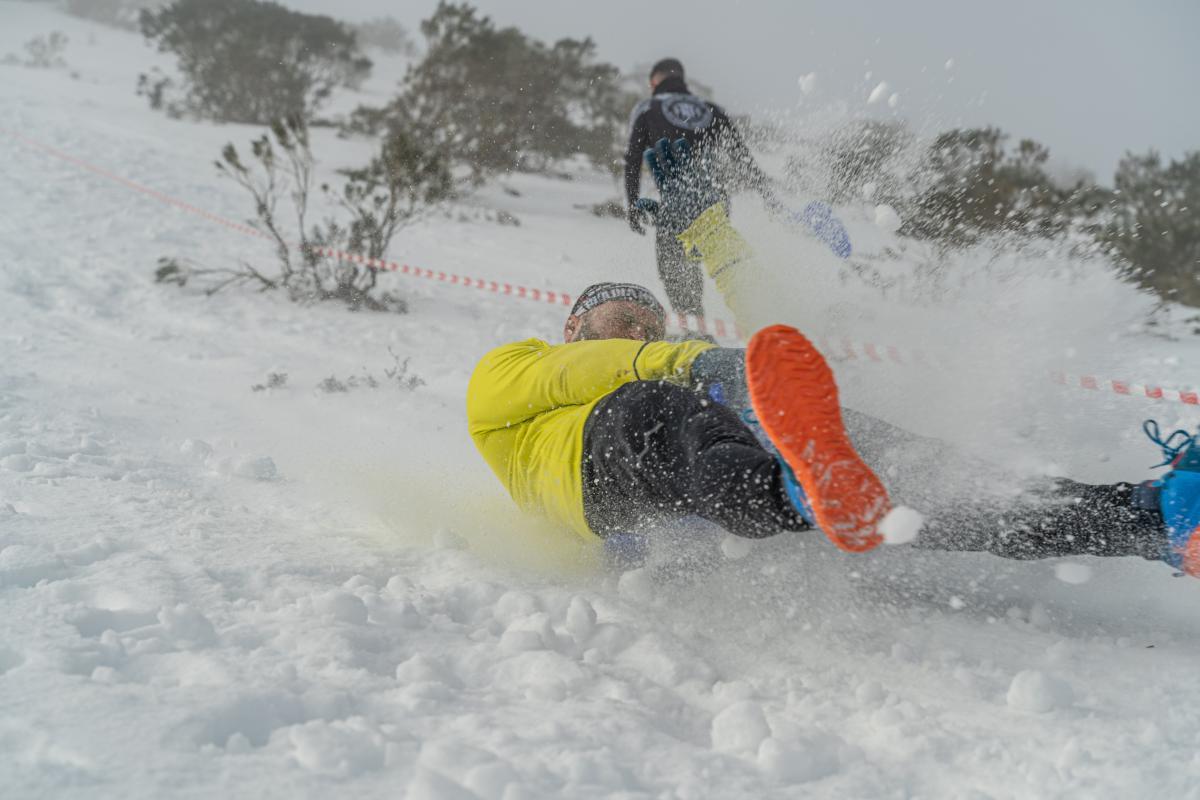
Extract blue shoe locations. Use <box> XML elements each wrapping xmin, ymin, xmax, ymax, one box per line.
<box><xmin>731</xmin><ymin>402</ymin><xmax>816</xmax><ymax>527</ymax></box>
<box><xmin>777</xmin><ymin>456</ymin><xmax>817</xmax><ymax>527</ymax></box>
<box><xmin>1144</xmin><ymin>420</ymin><xmax>1200</xmax><ymax>576</ymax></box>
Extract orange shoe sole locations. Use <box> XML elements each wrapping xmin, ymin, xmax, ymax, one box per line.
<box><xmin>1181</xmin><ymin>528</ymin><xmax>1200</xmax><ymax>577</ymax></box>
<box><xmin>746</xmin><ymin>325</ymin><xmax>889</xmax><ymax>552</ymax></box>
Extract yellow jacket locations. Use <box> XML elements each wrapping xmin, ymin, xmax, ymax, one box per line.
<box><xmin>467</xmin><ymin>338</ymin><xmax>713</xmax><ymax>539</ymax></box>
<box><xmin>466</xmin><ymin>204</ymin><xmax>754</xmax><ymax>539</ymax></box>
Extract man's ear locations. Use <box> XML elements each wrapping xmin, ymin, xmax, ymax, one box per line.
<box><xmin>563</xmin><ymin>314</ymin><xmax>581</xmax><ymax>343</ymax></box>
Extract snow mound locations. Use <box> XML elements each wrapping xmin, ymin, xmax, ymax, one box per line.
<box><xmin>1006</xmin><ymin>670</ymin><xmax>1075</xmax><ymax>713</ymax></box>
<box><xmin>1054</xmin><ymin>562</ymin><xmax>1094</xmax><ymax>585</ymax></box>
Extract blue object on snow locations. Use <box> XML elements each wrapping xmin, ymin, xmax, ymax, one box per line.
<box><xmin>792</xmin><ymin>200</ymin><xmax>852</xmax><ymax>259</ymax></box>
<box><xmin>1146</xmin><ymin>420</ymin><xmax>1200</xmax><ymax>575</ymax></box>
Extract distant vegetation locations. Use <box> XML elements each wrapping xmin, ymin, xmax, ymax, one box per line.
<box><xmin>65</xmin><ymin>0</ymin><xmax>165</xmax><ymax>31</ymax></box>
<box><xmin>120</xmin><ymin>0</ymin><xmax>1194</xmax><ymax>311</ymax></box>
<box><xmin>345</xmin><ymin>1</ymin><xmax>637</xmax><ymax>182</ymax></box>
<box><xmin>136</xmin><ymin>0</ymin><xmax>370</xmax><ymax>124</ymax></box>
<box><xmin>799</xmin><ymin>120</ymin><xmax>1199</xmax><ymax>308</ymax></box>
<box><xmin>3</xmin><ymin>31</ymin><xmax>69</xmax><ymax>69</ymax></box>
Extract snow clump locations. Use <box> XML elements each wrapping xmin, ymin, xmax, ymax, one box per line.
<box><xmin>720</xmin><ymin>534</ymin><xmax>753</xmax><ymax>560</ymax></box>
<box><xmin>1006</xmin><ymin>670</ymin><xmax>1074</xmax><ymax>713</ymax></box>
<box><xmin>711</xmin><ymin>701</ymin><xmax>771</xmax><ymax>753</ymax></box>
<box><xmin>757</xmin><ymin>735</ymin><xmax>840</xmax><ymax>783</ymax></box>
<box><xmin>1054</xmin><ymin>562</ymin><xmax>1093</xmax><ymax>584</ymax></box>
<box><xmin>874</xmin><ymin>204</ymin><xmax>903</xmax><ymax>233</ymax></box>
<box><xmin>879</xmin><ymin>505</ymin><xmax>924</xmax><ymax>544</ymax></box>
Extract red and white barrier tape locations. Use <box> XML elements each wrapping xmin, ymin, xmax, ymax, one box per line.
<box><xmin>1052</xmin><ymin>371</ymin><xmax>1198</xmax><ymax>406</ymax></box>
<box><xmin>823</xmin><ymin>337</ymin><xmax>1198</xmax><ymax>406</ymax></box>
<box><xmin>308</xmin><ymin>247</ymin><xmax>747</xmax><ymax>337</ymax></box>
<box><xmin>5</xmin><ymin>128</ymin><xmax>1196</xmax><ymax>407</ymax></box>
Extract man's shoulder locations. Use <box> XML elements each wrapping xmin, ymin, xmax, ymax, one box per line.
<box><xmin>468</xmin><ymin>338</ymin><xmax>550</xmax><ymax>396</ymax></box>
<box><xmin>628</xmin><ymin>98</ymin><xmax>653</xmax><ymax>128</ymax></box>
<box><xmin>478</xmin><ymin>338</ymin><xmax>551</xmax><ymax>364</ymax></box>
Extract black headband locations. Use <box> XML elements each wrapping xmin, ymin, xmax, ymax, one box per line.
<box><xmin>570</xmin><ymin>282</ymin><xmax>665</xmax><ymax>320</ymax></box>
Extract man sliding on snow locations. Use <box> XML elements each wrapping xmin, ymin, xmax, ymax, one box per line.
<box><xmin>466</xmin><ymin>138</ymin><xmax>1200</xmax><ymax>578</ymax></box>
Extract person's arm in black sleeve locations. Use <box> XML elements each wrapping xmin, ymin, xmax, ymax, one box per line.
<box><xmin>711</xmin><ymin>105</ymin><xmax>773</xmax><ymax>197</ymax></box>
<box><xmin>624</xmin><ymin>105</ymin><xmax>651</xmax><ymax>232</ymax></box>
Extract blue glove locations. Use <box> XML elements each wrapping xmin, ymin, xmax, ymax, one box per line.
<box><xmin>635</xmin><ymin>138</ymin><xmax>725</xmax><ymax>235</ymax></box>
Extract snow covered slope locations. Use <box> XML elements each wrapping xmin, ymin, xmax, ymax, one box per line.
<box><xmin>2</xmin><ymin>4</ymin><xmax>1199</xmax><ymax>798</ymax></box>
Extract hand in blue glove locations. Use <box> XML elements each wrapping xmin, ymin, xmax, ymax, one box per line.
<box><xmin>635</xmin><ymin>138</ymin><xmax>725</xmax><ymax>235</ymax></box>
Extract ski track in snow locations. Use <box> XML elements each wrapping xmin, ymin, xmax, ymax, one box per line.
<box><xmin>2</xmin><ymin>4</ymin><xmax>1199</xmax><ymax>798</ymax></box>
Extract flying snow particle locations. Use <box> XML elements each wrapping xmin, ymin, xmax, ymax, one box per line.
<box><xmin>873</xmin><ymin>204</ymin><xmax>903</xmax><ymax>234</ymax></box>
<box><xmin>944</xmin><ymin>58</ymin><xmax>955</xmax><ymax>70</ymax></box>
<box><xmin>1054</xmin><ymin>562</ymin><xmax>1093</xmax><ymax>585</ymax></box>
<box><xmin>879</xmin><ymin>505</ymin><xmax>923</xmax><ymax>544</ymax></box>
<box><xmin>888</xmin><ymin>92</ymin><xmax>900</xmax><ymax>108</ymax></box>
<box><xmin>798</xmin><ymin>72</ymin><xmax>818</xmax><ymax>94</ymax></box>
<box><xmin>867</xmin><ymin>81</ymin><xmax>889</xmax><ymax>104</ymax></box>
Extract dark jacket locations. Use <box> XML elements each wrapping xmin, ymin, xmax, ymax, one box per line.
<box><xmin>623</xmin><ymin>76</ymin><xmax>768</xmax><ymax>210</ymax></box>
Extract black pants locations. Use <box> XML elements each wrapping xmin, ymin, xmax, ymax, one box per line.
<box><xmin>580</xmin><ymin>380</ymin><xmax>1165</xmax><ymax>563</ymax></box>
<box><xmin>582</xmin><ymin>381</ymin><xmax>808</xmax><ymax>539</ymax></box>
<box><xmin>654</xmin><ymin>225</ymin><xmax>704</xmax><ymax>318</ymax></box>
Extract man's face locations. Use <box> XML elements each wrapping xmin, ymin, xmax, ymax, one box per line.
<box><xmin>563</xmin><ymin>300</ymin><xmax>666</xmax><ymax>343</ymax></box>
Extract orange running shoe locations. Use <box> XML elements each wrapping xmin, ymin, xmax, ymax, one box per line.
<box><xmin>746</xmin><ymin>325</ymin><xmax>890</xmax><ymax>552</ymax></box>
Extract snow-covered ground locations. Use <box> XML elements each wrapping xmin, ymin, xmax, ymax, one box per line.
<box><xmin>2</xmin><ymin>4</ymin><xmax>1199</xmax><ymax>798</ymax></box>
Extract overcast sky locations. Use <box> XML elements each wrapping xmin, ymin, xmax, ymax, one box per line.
<box><xmin>285</xmin><ymin>0</ymin><xmax>1198</xmax><ymax>179</ymax></box>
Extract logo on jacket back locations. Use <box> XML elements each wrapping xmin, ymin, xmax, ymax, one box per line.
<box><xmin>660</xmin><ymin>94</ymin><xmax>713</xmax><ymax>131</ymax></box>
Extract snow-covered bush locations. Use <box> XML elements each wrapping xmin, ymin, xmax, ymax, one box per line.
<box><xmin>156</xmin><ymin>115</ymin><xmax>450</xmax><ymax>312</ymax></box>
<box><xmin>137</xmin><ymin>0</ymin><xmax>371</xmax><ymax>124</ymax></box>
<box><xmin>3</xmin><ymin>32</ymin><xmax>68</xmax><ymax>69</ymax></box>
<box><xmin>1100</xmin><ymin>150</ymin><xmax>1200</xmax><ymax>308</ymax></box>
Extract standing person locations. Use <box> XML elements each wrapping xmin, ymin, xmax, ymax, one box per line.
<box><xmin>624</xmin><ymin>58</ymin><xmax>771</xmax><ymax>320</ymax></box>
